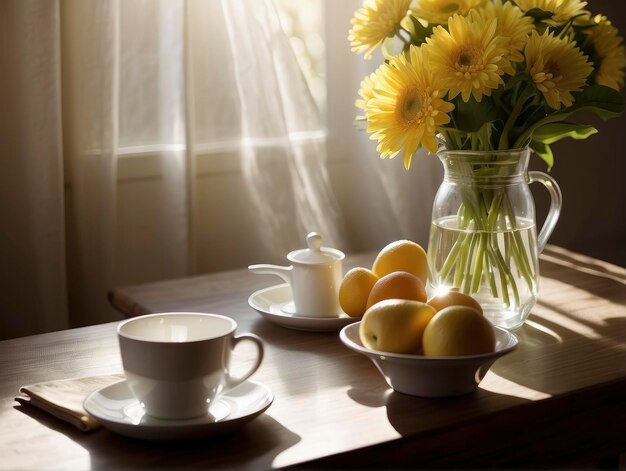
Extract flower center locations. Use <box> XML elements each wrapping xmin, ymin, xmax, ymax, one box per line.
<box><xmin>458</xmin><ymin>50</ymin><xmax>474</xmax><ymax>66</ymax></box>
<box><xmin>454</xmin><ymin>48</ymin><xmax>483</xmax><ymax>78</ymax></box>
<box><xmin>401</xmin><ymin>88</ymin><xmax>424</xmax><ymax>122</ymax></box>
<box><xmin>547</xmin><ymin>61</ymin><xmax>562</xmax><ymax>79</ymax></box>
<box><xmin>532</xmin><ymin>60</ymin><xmax>563</xmax><ymax>92</ymax></box>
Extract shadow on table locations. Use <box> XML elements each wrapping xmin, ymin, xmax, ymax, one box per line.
<box><xmin>542</xmin><ymin>246</ymin><xmax>626</xmax><ymax>282</ymax></box>
<box><xmin>470</xmin><ymin>249</ymin><xmax>626</xmax><ymax>397</ymax></box>
<box><xmin>488</xmin><ymin>310</ymin><xmax>626</xmax><ymax>396</ymax></box>
<box><xmin>540</xmin><ymin>248</ymin><xmax>626</xmax><ymax>303</ymax></box>
<box><xmin>341</xmin><ymin>383</ymin><xmax>536</xmax><ymax>467</ymax></box>
<box><xmin>347</xmin><ymin>382</ymin><xmax>529</xmax><ymax>435</ymax></box>
<box><xmin>249</xmin><ymin>316</ymin><xmax>345</xmax><ymax>355</ymax></box>
<box><xmin>248</xmin><ymin>315</ymin><xmax>393</xmax><ymax>401</ymax></box>
<box><xmin>15</xmin><ymin>404</ymin><xmax>300</xmax><ymax>469</ymax></box>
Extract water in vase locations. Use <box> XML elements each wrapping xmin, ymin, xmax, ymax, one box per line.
<box><xmin>427</xmin><ymin>215</ymin><xmax>539</xmax><ymax>330</ymax></box>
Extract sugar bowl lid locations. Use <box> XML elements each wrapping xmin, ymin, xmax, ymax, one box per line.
<box><xmin>288</xmin><ymin>232</ymin><xmax>345</xmax><ymax>264</ymax></box>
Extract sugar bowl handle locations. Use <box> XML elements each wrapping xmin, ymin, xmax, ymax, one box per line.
<box><xmin>248</xmin><ymin>264</ymin><xmax>293</xmax><ymax>285</ymax></box>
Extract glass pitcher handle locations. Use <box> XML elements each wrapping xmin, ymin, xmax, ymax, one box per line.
<box><xmin>528</xmin><ymin>171</ymin><xmax>562</xmax><ymax>254</ymax></box>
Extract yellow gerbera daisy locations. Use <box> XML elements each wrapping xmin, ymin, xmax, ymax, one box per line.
<box><xmin>585</xmin><ymin>15</ymin><xmax>626</xmax><ymax>90</ymax></box>
<box><xmin>525</xmin><ymin>30</ymin><xmax>593</xmax><ymax>109</ymax></box>
<box><xmin>365</xmin><ymin>45</ymin><xmax>455</xmax><ymax>169</ymax></box>
<box><xmin>411</xmin><ymin>0</ymin><xmax>486</xmax><ymax>25</ymax></box>
<box><xmin>514</xmin><ymin>0</ymin><xmax>588</xmax><ymax>26</ymax></box>
<box><xmin>425</xmin><ymin>14</ymin><xmax>509</xmax><ymax>102</ymax></box>
<box><xmin>472</xmin><ymin>0</ymin><xmax>534</xmax><ymax>74</ymax></box>
<box><xmin>349</xmin><ymin>0</ymin><xmax>412</xmax><ymax>59</ymax></box>
<box><xmin>355</xmin><ymin>70</ymin><xmax>381</xmax><ymax>118</ymax></box>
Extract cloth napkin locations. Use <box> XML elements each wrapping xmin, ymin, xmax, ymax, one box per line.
<box><xmin>15</xmin><ymin>374</ymin><xmax>124</xmax><ymax>432</ymax></box>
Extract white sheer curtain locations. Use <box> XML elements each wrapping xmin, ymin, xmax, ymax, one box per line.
<box><xmin>0</xmin><ymin>0</ymin><xmax>345</xmax><ymax>338</ymax></box>
<box><xmin>0</xmin><ymin>1</ymin><xmax>68</xmax><ymax>338</ymax></box>
<box><xmin>191</xmin><ymin>0</ymin><xmax>346</xmax><ymax>260</ymax></box>
<box><xmin>326</xmin><ymin>0</ymin><xmax>441</xmax><ymax>252</ymax></box>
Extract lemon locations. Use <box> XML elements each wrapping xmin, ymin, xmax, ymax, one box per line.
<box><xmin>427</xmin><ymin>290</ymin><xmax>483</xmax><ymax>314</ymax></box>
<box><xmin>366</xmin><ymin>271</ymin><xmax>427</xmax><ymax>310</ymax></box>
<box><xmin>339</xmin><ymin>267</ymin><xmax>379</xmax><ymax>317</ymax></box>
<box><xmin>422</xmin><ymin>306</ymin><xmax>496</xmax><ymax>356</ymax></box>
<box><xmin>372</xmin><ymin>240</ymin><xmax>428</xmax><ymax>283</ymax></box>
<box><xmin>360</xmin><ymin>299</ymin><xmax>436</xmax><ymax>353</ymax></box>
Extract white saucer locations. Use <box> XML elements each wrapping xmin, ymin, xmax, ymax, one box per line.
<box><xmin>248</xmin><ymin>283</ymin><xmax>359</xmax><ymax>332</ymax></box>
<box><xmin>83</xmin><ymin>379</ymin><xmax>273</xmax><ymax>441</ymax></box>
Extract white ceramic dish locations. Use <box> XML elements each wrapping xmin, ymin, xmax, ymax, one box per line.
<box><xmin>248</xmin><ymin>283</ymin><xmax>359</xmax><ymax>332</ymax></box>
<box><xmin>83</xmin><ymin>379</ymin><xmax>273</xmax><ymax>441</ymax></box>
<box><xmin>339</xmin><ymin>322</ymin><xmax>518</xmax><ymax>397</ymax></box>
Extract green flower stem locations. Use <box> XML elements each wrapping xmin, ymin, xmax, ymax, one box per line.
<box><xmin>462</xmin><ymin>233</ymin><xmax>479</xmax><ymax>293</ymax></box>
<box><xmin>434</xmin><ymin>191</ymin><xmax>531</xmax><ymax>308</ymax></box>
<box><xmin>504</xmin><ymin>198</ymin><xmax>536</xmax><ymax>291</ymax></box>
<box><xmin>493</xmin><ymin>234</ymin><xmax>521</xmax><ymax>307</ymax></box>
<box><xmin>487</xmin><ymin>191</ymin><xmax>503</xmax><ymax>228</ymax></box>
<box><xmin>510</xmin><ymin>235</ymin><xmax>535</xmax><ymax>290</ymax></box>
<box><xmin>439</xmin><ymin>203</ymin><xmax>471</xmax><ymax>280</ymax></box>
<box><xmin>454</xmin><ymin>233</ymin><xmax>471</xmax><ymax>287</ymax></box>
<box><xmin>430</xmin><ymin>152</ymin><xmax>539</xmax><ymax>310</ymax></box>
<box><xmin>439</xmin><ymin>232</ymin><xmax>468</xmax><ymax>280</ymax></box>
<box><xmin>461</xmin><ymin>189</ymin><xmax>484</xmax><ymax>228</ymax></box>
<box><xmin>471</xmin><ymin>233</ymin><xmax>487</xmax><ymax>293</ymax></box>
<box><xmin>482</xmin><ymin>247</ymin><xmax>498</xmax><ymax>297</ymax></box>
<box><xmin>488</xmin><ymin>248</ymin><xmax>511</xmax><ymax>306</ymax></box>
<box><xmin>489</xmin><ymin>238</ymin><xmax>521</xmax><ymax>308</ymax></box>
<box><xmin>504</xmin><ymin>229</ymin><xmax>512</xmax><ymax>267</ymax></box>
<box><xmin>499</xmin><ymin>85</ymin><xmax>536</xmax><ymax>150</ymax></box>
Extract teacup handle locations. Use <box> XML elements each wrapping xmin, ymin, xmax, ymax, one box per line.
<box><xmin>528</xmin><ymin>171</ymin><xmax>562</xmax><ymax>254</ymax></box>
<box><xmin>225</xmin><ymin>333</ymin><xmax>264</xmax><ymax>390</ymax></box>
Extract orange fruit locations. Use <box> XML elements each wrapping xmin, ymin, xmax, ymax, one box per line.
<box><xmin>338</xmin><ymin>267</ymin><xmax>379</xmax><ymax>317</ymax></box>
<box><xmin>366</xmin><ymin>271</ymin><xmax>427</xmax><ymax>310</ymax></box>
<box><xmin>372</xmin><ymin>240</ymin><xmax>428</xmax><ymax>283</ymax></box>
<box><xmin>422</xmin><ymin>306</ymin><xmax>496</xmax><ymax>356</ymax></box>
<box><xmin>427</xmin><ymin>290</ymin><xmax>483</xmax><ymax>315</ymax></box>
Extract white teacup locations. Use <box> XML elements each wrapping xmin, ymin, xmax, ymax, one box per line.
<box><xmin>117</xmin><ymin>312</ymin><xmax>264</xmax><ymax>420</ymax></box>
<box><xmin>248</xmin><ymin>232</ymin><xmax>345</xmax><ymax>318</ymax></box>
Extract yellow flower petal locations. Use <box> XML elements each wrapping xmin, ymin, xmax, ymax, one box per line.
<box><xmin>514</xmin><ymin>0</ymin><xmax>589</xmax><ymax>26</ymax></box>
<box><xmin>584</xmin><ymin>15</ymin><xmax>626</xmax><ymax>90</ymax></box>
<box><xmin>364</xmin><ymin>45</ymin><xmax>455</xmax><ymax>169</ymax></box>
<box><xmin>411</xmin><ymin>0</ymin><xmax>486</xmax><ymax>25</ymax></box>
<box><xmin>349</xmin><ymin>0</ymin><xmax>411</xmax><ymax>59</ymax></box>
<box><xmin>472</xmin><ymin>0</ymin><xmax>534</xmax><ymax>73</ymax></box>
<box><xmin>425</xmin><ymin>14</ymin><xmax>509</xmax><ymax>103</ymax></box>
<box><xmin>525</xmin><ymin>30</ymin><xmax>593</xmax><ymax>109</ymax></box>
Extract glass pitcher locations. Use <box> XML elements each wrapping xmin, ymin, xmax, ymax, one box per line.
<box><xmin>427</xmin><ymin>147</ymin><xmax>562</xmax><ymax>330</ymax></box>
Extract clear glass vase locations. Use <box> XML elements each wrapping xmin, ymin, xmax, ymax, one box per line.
<box><xmin>427</xmin><ymin>147</ymin><xmax>562</xmax><ymax>330</ymax></box>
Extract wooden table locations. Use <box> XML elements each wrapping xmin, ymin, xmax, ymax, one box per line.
<box><xmin>1</xmin><ymin>245</ymin><xmax>625</xmax><ymax>469</ymax></box>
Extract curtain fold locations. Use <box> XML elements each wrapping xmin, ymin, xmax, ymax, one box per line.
<box><xmin>0</xmin><ymin>0</ymin><xmax>69</xmax><ymax>338</ymax></box>
<box><xmin>194</xmin><ymin>0</ymin><xmax>347</xmax><ymax>258</ymax></box>
<box><xmin>61</xmin><ymin>0</ymin><xmax>121</xmax><ymax>326</ymax></box>
<box><xmin>0</xmin><ymin>0</ymin><xmax>348</xmax><ymax>338</ymax></box>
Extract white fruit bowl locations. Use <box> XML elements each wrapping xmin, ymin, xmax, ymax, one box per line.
<box><xmin>339</xmin><ymin>322</ymin><xmax>518</xmax><ymax>398</ymax></box>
